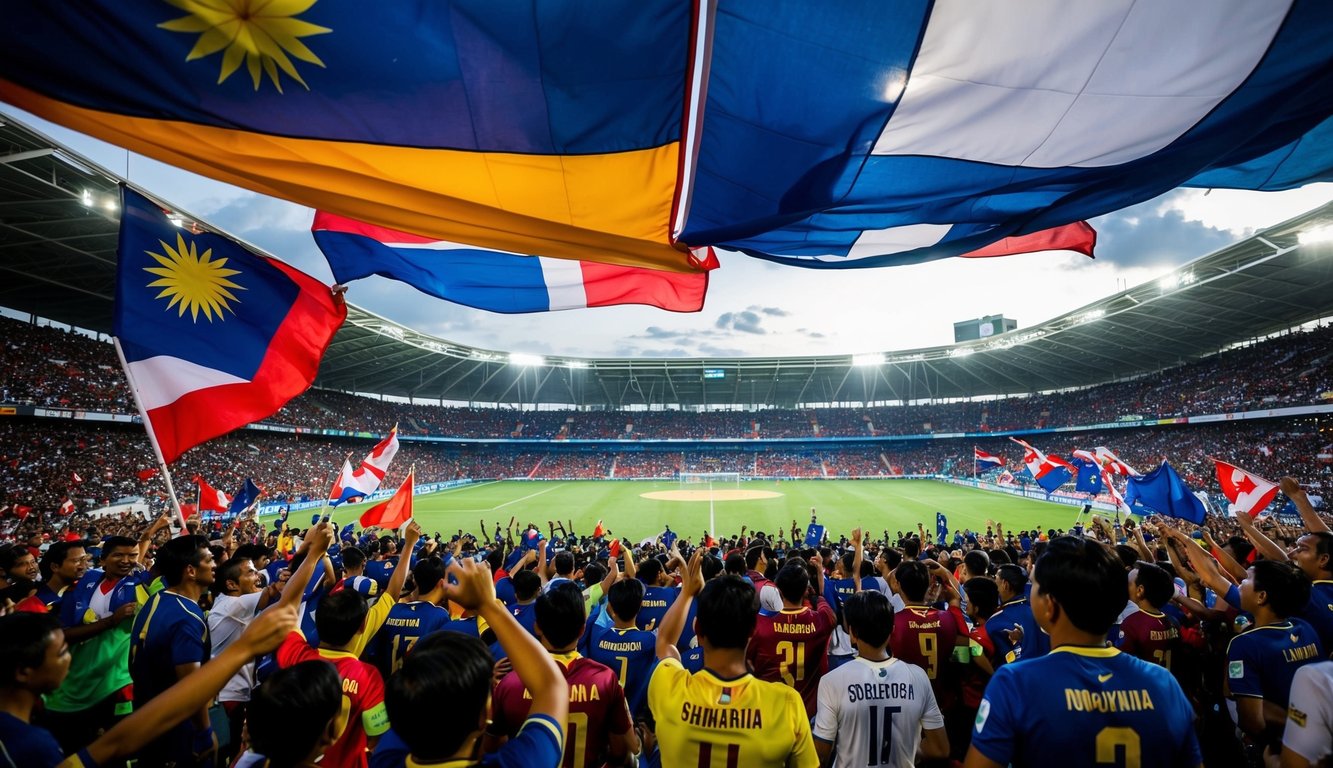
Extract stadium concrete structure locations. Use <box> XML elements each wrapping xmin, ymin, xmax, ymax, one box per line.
<box><xmin>3</xmin><ymin>111</ymin><xmax>1333</xmax><ymax>413</ymax></box>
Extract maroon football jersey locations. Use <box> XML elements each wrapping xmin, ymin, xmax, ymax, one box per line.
<box><xmin>1116</xmin><ymin>609</ymin><xmax>1181</xmax><ymax>670</ymax></box>
<box><xmin>489</xmin><ymin>651</ymin><xmax>632</xmax><ymax>768</ymax></box>
<box><xmin>746</xmin><ymin>598</ymin><xmax>837</xmax><ymax>716</ymax></box>
<box><xmin>890</xmin><ymin>605</ymin><xmax>961</xmax><ymax>709</ymax></box>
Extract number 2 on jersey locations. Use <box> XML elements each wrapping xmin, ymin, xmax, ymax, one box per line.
<box><xmin>1095</xmin><ymin>726</ymin><xmax>1141</xmax><ymax>768</ymax></box>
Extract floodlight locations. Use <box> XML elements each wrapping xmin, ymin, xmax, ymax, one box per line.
<box><xmin>851</xmin><ymin>353</ymin><xmax>885</xmax><ymax>367</ymax></box>
<box><xmin>510</xmin><ymin>352</ymin><xmax>546</xmax><ymax>367</ymax></box>
<box><xmin>1299</xmin><ymin>226</ymin><xmax>1333</xmax><ymax>245</ymax></box>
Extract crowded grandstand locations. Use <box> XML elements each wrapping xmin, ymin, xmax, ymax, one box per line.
<box><xmin>3</xmin><ymin>22</ymin><xmax>1333</xmax><ymax>768</ymax></box>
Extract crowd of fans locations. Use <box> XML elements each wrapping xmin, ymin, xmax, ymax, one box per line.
<box><xmin>2</xmin><ymin>473</ymin><xmax>1330</xmax><ymax>767</ymax></box>
<box><xmin>5</xmin><ymin>315</ymin><xmax>1332</xmax><ymax>441</ymax></box>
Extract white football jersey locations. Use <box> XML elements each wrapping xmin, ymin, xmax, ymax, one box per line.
<box><xmin>813</xmin><ymin>656</ymin><xmax>943</xmax><ymax>768</ymax></box>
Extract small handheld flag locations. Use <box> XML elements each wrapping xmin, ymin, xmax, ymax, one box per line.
<box><xmin>1213</xmin><ymin>460</ymin><xmax>1280</xmax><ymax>519</ymax></box>
<box><xmin>359</xmin><ymin>468</ymin><xmax>414</xmax><ymax>530</ymax></box>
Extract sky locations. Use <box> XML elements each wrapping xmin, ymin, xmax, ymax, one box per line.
<box><xmin>12</xmin><ymin>107</ymin><xmax>1333</xmax><ymax>359</ymax></box>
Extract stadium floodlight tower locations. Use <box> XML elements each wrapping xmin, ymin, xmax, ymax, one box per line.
<box><xmin>679</xmin><ymin>471</ymin><xmax>741</xmax><ymax>539</ymax></box>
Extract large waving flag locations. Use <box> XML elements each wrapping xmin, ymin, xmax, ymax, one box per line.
<box><xmin>1010</xmin><ymin>438</ymin><xmax>1074</xmax><ymax>496</ymax></box>
<box><xmin>1094</xmin><ymin>447</ymin><xmax>1139</xmax><ymax>477</ymax></box>
<box><xmin>3</xmin><ymin>3</ymin><xmax>1331</xmax><ymax>275</ymax></box>
<box><xmin>1069</xmin><ymin>455</ymin><xmax>1105</xmax><ymax>495</ymax></box>
<box><xmin>331</xmin><ymin>428</ymin><xmax>401</xmax><ymax>506</ymax></box>
<box><xmin>359</xmin><ymin>468</ymin><xmax>414</xmax><ymax>530</ymax></box>
<box><xmin>193</xmin><ymin>476</ymin><xmax>231</xmax><ymax>513</ymax></box>
<box><xmin>312</xmin><ymin>213</ymin><xmax>717</xmax><ymax>313</ymax></box>
<box><xmin>974</xmin><ymin>448</ymin><xmax>1004</xmax><ymax>471</ymax></box>
<box><xmin>113</xmin><ymin>188</ymin><xmax>345</xmax><ymax>463</ymax></box>
<box><xmin>1214</xmin><ymin>460</ymin><xmax>1281</xmax><ymax>518</ymax></box>
<box><xmin>1127</xmin><ymin>462</ymin><xmax>1208</xmax><ymax>524</ymax></box>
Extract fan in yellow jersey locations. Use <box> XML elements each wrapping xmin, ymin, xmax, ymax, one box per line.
<box><xmin>649</xmin><ymin>547</ymin><xmax>818</xmax><ymax>768</ymax></box>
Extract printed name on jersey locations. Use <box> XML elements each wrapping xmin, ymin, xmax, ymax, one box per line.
<box><xmin>1064</xmin><ymin>688</ymin><xmax>1156</xmax><ymax>712</ymax></box>
<box><xmin>681</xmin><ymin>702</ymin><xmax>761</xmax><ymax>729</ymax></box>
<box><xmin>846</xmin><ymin>682</ymin><xmax>917</xmax><ymax>703</ymax></box>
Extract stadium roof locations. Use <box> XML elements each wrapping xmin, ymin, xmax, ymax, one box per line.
<box><xmin>3</xmin><ymin>112</ymin><xmax>1333</xmax><ymax>409</ymax></box>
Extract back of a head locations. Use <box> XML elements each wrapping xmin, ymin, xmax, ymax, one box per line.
<box><xmin>315</xmin><ymin>588</ymin><xmax>370</xmax><ymax>647</ymax></box>
<box><xmin>1033</xmin><ymin>537</ymin><xmax>1125</xmax><ymax>637</ymax></box>
<box><xmin>903</xmin><ymin>538</ymin><xmax>921</xmax><ymax>559</ymax></box>
<box><xmin>700</xmin><ymin>552</ymin><xmax>723</xmax><ymax>581</ymax></box>
<box><xmin>696</xmin><ymin>576</ymin><xmax>758</xmax><ymax>650</ymax></box>
<box><xmin>964</xmin><ymin>577</ymin><xmax>1001</xmax><ymax>617</ymax></box>
<box><xmin>157</xmin><ymin>534</ymin><xmax>211</xmax><ymax>587</ymax></box>
<box><xmin>963</xmin><ymin>549</ymin><xmax>991</xmax><ymax>578</ymax></box>
<box><xmin>0</xmin><ymin>612</ymin><xmax>60</xmax><ymax>687</ymax></box>
<box><xmin>994</xmin><ymin>563</ymin><xmax>1027</xmax><ymax>596</ymax></box>
<box><xmin>583</xmin><ymin>562</ymin><xmax>606</xmax><ymax>587</ymax></box>
<box><xmin>554</xmin><ymin>551</ymin><xmax>575</xmax><ymax>576</ymax></box>
<box><xmin>535</xmin><ymin>581</ymin><xmax>586</xmax><ymax>649</ymax></box>
<box><xmin>880</xmin><ymin>548</ymin><xmax>903</xmax><ymax>571</ymax></box>
<box><xmin>744</xmin><ymin>545</ymin><xmax>765</xmax><ymax>572</ymax></box>
<box><xmin>249</xmin><ymin>660</ymin><xmax>342</xmax><ymax>768</ymax></box>
<box><xmin>340</xmin><ymin>546</ymin><xmax>367</xmax><ymax>571</ymax></box>
<box><xmin>843</xmin><ymin>591</ymin><xmax>893</xmax><ymax>648</ymax></box>
<box><xmin>989</xmin><ymin>549</ymin><xmax>1011</xmax><ymax>566</ymax></box>
<box><xmin>1113</xmin><ymin>544</ymin><xmax>1139</xmax><ymax>571</ymax></box>
<box><xmin>608</xmin><ymin>578</ymin><xmax>645</xmax><ymax>622</ymax></box>
<box><xmin>725</xmin><ymin>552</ymin><xmax>746</xmax><ymax>576</ymax></box>
<box><xmin>637</xmin><ymin>558</ymin><xmax>663</xmax><ymax>585</ymax></box>
<box><xmin>1132</xmin><ymin>561</ymin><xmax>1174</xmax><ymax>609</ymax></box>
<box><xmin>894</xmin><ymin>560</ymin><xmax>930</xmax><ymax>603</ymax></box>
<box><xmin>412</xmin><ymin>556</ymin><xmax>446</xmax><ymax>595</ymax></box>
<box><xmin>1252</xmin><ymin>560</ymin><xmax>1312</xmax><ymax>618</ymax></box>
<box><xmin>387</xmin><ymin>631</ymin><xmax>494</xmax><ymax>762</ymax></box>
<box><xmin>774</xmin><ymin>561</ymin><xmax>809</xmax><ymax>604</ymax></box>
<box><xmin>512</xmin><ymin>569</ymin><xmax>541</xmax><ymax>602</ymax></box>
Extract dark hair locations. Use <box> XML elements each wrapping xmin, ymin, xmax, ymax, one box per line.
<box><xmin>102</xmin><ymin>535</ymin><xmax>138</xmax><ymax>554</ymax></box>
<box><xmin>1033</xmin><ymin>537</ymin><xmax>1126</xmax><ymax>636</ymax></box>
<box><xmin>535</xmin><ymin>581</ymin><xmax>586</xmax><ymax>649</ymax></box>
<box><xmin>1304</xmin><ymin>532</ymin><xmax>1333</xmax><ymax>576</ymax></box>
<box><xmin>157</xmin><ymin>535</ymin><xmax>211</xmax><ymax>587</ymax></box>
<box><xmin>637</xmin><ymin>558</ymin><xmax>663</xmax><ymax>585</ymax></box>
<box><xmin>41</xmin><ymin>540</ymin><xmax>86</xmax><ymax>580</ymax></box>
<box><xmin>843</xmin><ymin>591</ymin><xmax>894</xmax><ymax>648</ymax></box>
<box><xmin>1113</xmin><ymin>544</ymin><xmax>1139</xmax><ymax>571</ymax></box>
<box><xmin>512</xmin><ymin>569</ymin><xmax>541</xmax><ymax>602</ymax></box>
<box><xmin>553</xmin><ymin>551</ymin><xmax>575</xmax><ymax>576</ymax></box>
<box><xmin>248</xmin><ymin>661</ymin><xmax>342</xmax><ymax>767</ymax></box>
<box><xmin>315</xmin><ymin>588</ymin><xmax>369</xmax><ymax>647</ymax></box>
<box><xmin>902</xmin><ymin>538</ymin><xmax>921</xmax><ymax>559</ymax></box>
<box><xmin>1132</xmin><ymin>561</ymin><xmax>1173</xmax><ymax>609</ymax></box>
<box><xmin>215</xmin><ymin>557</ymin><xmax>253</xmax><ymax>596</ymax></box>
<box><xmin>340</xmin><ymin>546</ymin><xmax>366</xmax><ymax>571</ymax></box>
<box><xmin>1251</xmin><ymin>560</ymin><xmax>1311</xmax><ymax>618</ymax></box>
<box><xmin>583</xmin><ymin>562</ymin><xmax>606</xmax><ymax>588</ymax></box>
<box><xmin>608</xmin><ymin>578</ymin><xmax>645</xmax><ymax>622</ymax></box>
<box><xmin>964</xmin><ymin>577</ymin><xmax>1001</xmax><ymax>617</ymax></box>
<box><xmin>386</xmin><ymin>632</ymin><xmax>494</xmax><ymax>761</ymax></box>
<box><xmin>696</xmin><ymin>576</ymin><xmax>757</xmax><ymax>649</ymax></box>
<box><xmin>1224</xmin><ymin>536</ymin><xmax>1255</xmax><ymax>563</ymax></box>
<box><xmin>700</xmin><ymin>553</ymin><xmax>723</xmax><ymax>581</ymax></box>
<box><xmin>744</xmin><ymin>546</ymin><xmax>765</xmax><ymax>571</ymax></box>
<box><xmin>0</xmin><ymin>612</ymin><xmax>61</xmax><ymax>686</ymax></box>
<box><xmin>412</xmin><ymin>556</ymin><xmax>446</xmax><ymax>595</ymax></box>
<box><xmin>725</xmin><ymin>553</ymin><xmax>746</xmax><ymax>576</ymax></box>
<box><xmin>879</xmin><ymin>548</ymin><xmax>903</xmax><ymax>571</ymax></box>
<box><xmin>994</xmin><ymin>563</ymin><xmax>1027</xmax><ymax>596</ymax></box>
<box><xmin>963</xmin><ymin>550</ymin><xmax>991</xmax><ymax>577</ymax></box>
<box><xmin>894</xmin><ymin>560</ymin><xmax>930</xmax><ymax>603</ymax></box>
<box><xmin>774</xmin><ymin>561</ymin><xmax>810</xmax><ymax>604</ymax></box>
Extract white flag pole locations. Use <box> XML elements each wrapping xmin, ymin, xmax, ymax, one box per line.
<box><xmin>113</xmin><ymin>337</ymin><xmax>186</xmax><ymax>529</ymax></box>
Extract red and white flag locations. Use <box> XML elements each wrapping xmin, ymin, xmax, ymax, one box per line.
<box><xmin>1093</xmin><ymin>447</ymin><xmax>1139</xmax><ymax>476</ymax></box>
<box><xmin>58</xmin><ymin>498</ymin><xmax>75</xmax><ymax>516</ymax></box>
<box><xmin>193</xmin><ymin>475</ymin><xmax>232</xmax><ymax>512</ymax></box>
<box><xmin>1214</xmin><ymin>460</ymin><xmax>1280</xmax><ymax>518</ymax></box>
<box><xmin>359</xmin><ymin>468</ymin><xmax>414</xmax><ymax>530</ymax></box>
<box><xmin>332</xmin><ymin>427</ymin><xmax>400</xmax><ymax>505</ymax></box>
<box><xmin>70</xmin><ymin>471</ymin><xmax>83</xmax><ymax>485</ymax></box>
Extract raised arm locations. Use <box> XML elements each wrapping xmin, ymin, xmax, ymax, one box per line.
<box><xmin>656</xmin><ymin>548</ymin><xmax>704</xmax><ymax>661</ymax></box>
<box><xmin>1282</xmin><ymin>477</ymin><xmax>1330</xmax><ymax>534</ymax></box>
<box><xmin>852</xmin><ymin>528</ymin><xmax>864</xmax><ymax>593</ymax></box>
<box><xmin>1233</xmin><ymin>511</ymin><xmax>1289</xmax><ymax>563</ymax></box>
<box><xmin>385</xmin><ymin>521</ymin><xmax>422</xmax><ymax>601</ymax></box>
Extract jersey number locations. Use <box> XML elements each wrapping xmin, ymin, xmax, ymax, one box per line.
<box><xmin>697</xmin><ymin>743</ymin><xmax>740</xmax><ymax>767</ymax></box>
<box><xmin>1095</xmin><ymin>726</ymin><xmax>1141</xmax><ymax>768</ymax></box>
<box><xmin>1150</xmin><ymin>648</ymin><xmax>1172</xmax><ymax>671</ymax></box>
<box><xmin>776</xmin><ymin>640</ymin><xmax>806</xmax><ymax>686</ymax></box>
<box><xmin>918</xmin><ymin>634</ymin><xmax>938</xmax><ymax>679</ymax></box>
<box><xmin>390</xmin><ymin>634</ymin><xmax>419</xmax><ymax>674</ymax></box>
<box><xmin>564</xmin><ymin>711</ymin><xmax>589</xmax><ymax>768</ymax></box>
<box><xmin>616</xmin><ymin>656</ymin><xmax>629</xmax><ymax>688</ymax></box>
<box><xmin>866</xmin><ymin>704</ymin><xmax>901</xmax><ymax>766</ymax></box>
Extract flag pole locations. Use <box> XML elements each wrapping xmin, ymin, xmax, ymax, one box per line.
<box><xmin>113</xmin><ymin>337</ymin><xmax>186</xmax><ymax>529</ymax></box>
<box><xmin>316</xmin><ymin>453</ymin><xmax>352</xmax><ymax>523</ymax></box>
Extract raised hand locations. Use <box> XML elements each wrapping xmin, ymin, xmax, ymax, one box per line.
<box><xmin>443</xmin><ymin>558</ymin><xmax>497</xmax><ymax>611</ymax></box>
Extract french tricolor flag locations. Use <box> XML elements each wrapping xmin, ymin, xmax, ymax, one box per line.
<box><xmin>974</xmin><ymin>448</ymin><xmax>1004</xmax><ymax>470</ymax></box>
<box><xmin>1010</xmin><ymin>437</ymin><xmax>1074</xmax><ymax>497</ymax></box>
<box><xmin>312</xmin><ymin>213</ymin><xmax>716</xmax><ymax>314</ymax></box>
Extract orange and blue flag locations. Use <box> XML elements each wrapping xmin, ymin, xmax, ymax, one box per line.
<box><xmin>114</xmin><ymin>187</ymin><xmax>345</xmax><ymax>463</ymax></box>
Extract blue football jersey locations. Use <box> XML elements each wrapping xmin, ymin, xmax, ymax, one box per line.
<box><xmin>1226</xmin><ymin>618</ymin><xmax>1325</xmax><ymax>708</ymax></box>
<box><xmin>972</xmin><ymin>646</ymin><xmax>1201</xmax><ymax>768</ymax></box>
<box><xmin>587</xmin><ymin>624</ymin><xmax>659</xmax><ymax>717</ymax></box>
<box><xmin>986</xmin><ymin>598</ymin><xmax>1050</xmax><ymax>665</ymax></box>
<box><xmin>636</xmin><ymin>585</ymin><xmax>678</xmax><ymax>632</ymax></box>
<box><xmin>369</xmin><ymin>601</ymin><xmax>451</xmax><ymax>675</ymax></box>
<box><xmin>1299</xmin><ymin>581</ymin><xmax>1333</xmax><ymax>655</ymax></box>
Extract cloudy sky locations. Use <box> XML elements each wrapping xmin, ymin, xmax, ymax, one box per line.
<box><xmin>15</xmin><ymin>108</ymin><xmax>1332</xmax><ymax>359</ymax></box>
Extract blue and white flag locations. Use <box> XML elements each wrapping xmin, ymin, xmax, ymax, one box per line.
<box><xmin>227</xmin><ymin>479</ymin><xmax>262</xmax><ymax>516</ymax></box>
<box><xmin>1126</xmin><ymin>462</ymin><xmax>1208</xmax><ymax>525</ymax></box>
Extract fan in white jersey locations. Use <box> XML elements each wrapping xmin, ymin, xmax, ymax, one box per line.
<box><xmin>814</xmin><ymin>590</ymin><xmax>948</xmax><ymax>767</ymax></box>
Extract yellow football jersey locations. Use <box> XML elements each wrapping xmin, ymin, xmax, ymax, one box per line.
<box><xmin>648</xmin><ymin>657</ymin><xmax>817</xmax><ymax>767</ymax></box>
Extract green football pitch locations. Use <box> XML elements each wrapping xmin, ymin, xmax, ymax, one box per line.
<box><xmin>332</xmin><ymin>479</ymin><xmax>1083</xmax><ymax>544</ymax></box>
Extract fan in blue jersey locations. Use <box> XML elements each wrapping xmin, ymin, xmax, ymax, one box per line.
<box><xmin>985</xmin><ymin>564</ymin><xmax>1049</xmax><ymax>666</ymax></box>
<box><xmin>966</xmin><ymin>536</ymin><xmax>1202</xmax><ymax>768</ymax></box>
<box><xmin>586</xmin><ymin>578</ymin><xmax>659</xmax><ymax>717</ymax></box>
<box><xmin>338</xmin><ymin>546</ymin><xmax>381</xmax><ymax>602</ymax></box>
<box><xmin>368</xmin><ymin>556</ymin><xmax>453</xmax><ymax>676</ymax></box>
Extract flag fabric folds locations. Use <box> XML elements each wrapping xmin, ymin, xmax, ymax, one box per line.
<box><xmin>113</xmin><ymin>188</ymin><xmax>346</xmax><ymax>464</ymax></box>
<box><xmin>58</xmin><ymin>498</ymin><xmax>74</xmax><ymax>516</ymax></box>
<box><xmin>359</xmin><ymin>469</ymin><xmax>414</xmax><ymax>530</ymax></box>
<box><xmin>313</xmin><ymin>213</ymin><xmax>717</xmax><ymax>313</ymax></box>
<box><xmin>331</xmin><ymin>428</ymin><xmax>401</xmax><ymax>506</ymax></box>
<box><xmin>1126</xmin><ymin>462</ymin><xmax>1208</xmax><ymax>524</ymax></box>
<box><xmin>228</xmin><ymin>478</ymin><xmax>263</xmax><ymax>516</ymax></box>
<box><xmin>593</xmin><ymin>520</ymin><xmax>605</xmax><ymax>539</ymax></box>
<box><xmin>5</xmin><ymin>3</ymin><xmax>1333</xmax><ymax>277</ymax></box>
<box><xmin>1094</xmin><ymin>447</ymin><xmax>1139</xmax><ymax>477</ymax></box>
<box><xmin>973</xmin><ymin>448</ymin><xmax>1004</xmax><ymax>471</ymax></box>
<box><xmin>1214</xmin><ymin>460</ymin><xmax>1280</xmax><ymax>518</ymax></box>
<box><xmin>1010</xmin><ymin>438</ymin><xmax>1074</xmax><ymax>497</ymax></box>
<box><xmin>193</xmin><ymin>476</ymin><xmax>231</xmax><ymax>513</ymax></box>
<box><xmin>1070</xmin><ymin>456</ymin><xmax>1105</xmax><ymax>495</ymax></box>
